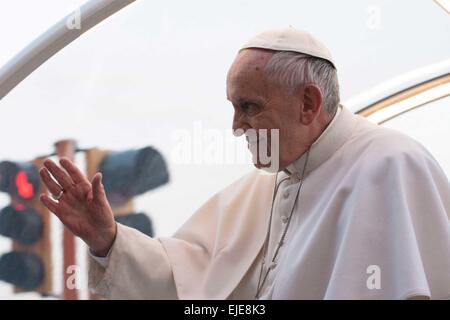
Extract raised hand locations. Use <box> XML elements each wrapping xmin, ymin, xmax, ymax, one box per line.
<box><xmin>39</xmin><ymin>158</ymin><xmax>117</xmax><ymax>257</ymax></box>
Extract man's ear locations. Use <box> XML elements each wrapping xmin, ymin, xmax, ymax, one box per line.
<box><xmin>300</xmin><ymin>84</ymin><xmax>323</xmax><ymax>125</ymax></box>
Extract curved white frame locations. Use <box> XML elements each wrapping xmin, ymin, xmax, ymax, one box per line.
<box><xmin>344</xmin><ymin>59</ymin><xmax>450</xmax><ymax>114</ymax></box>
<box><xmin>0</xmin><ymin>0</ymin><xmax>136</xmax><ymax>100</ymax></box>
<box><xmin>365</xmin><ymin>82</ymin><xmax>450</xmax><ymax>124</ymax></box>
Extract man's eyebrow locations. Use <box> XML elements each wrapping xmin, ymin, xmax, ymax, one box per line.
<box><xmin>236</xmin><ymin>97</ymin><xmax>260</xmax><ymax>105</ymax></box>
<box><xmin>227</xmin><ymin>95</ymin><xmax>262</xmax><ymax>105</ymax></box>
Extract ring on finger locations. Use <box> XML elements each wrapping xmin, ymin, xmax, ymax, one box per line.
<box><xmin>52</xmin><ymin>190</ymin><xmax>65</xmax><ymax>201</ymax></box>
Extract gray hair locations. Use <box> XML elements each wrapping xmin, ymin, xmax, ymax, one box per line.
<box><xmin>265</xmin><ymin>51</ymin><xmax>340</xmax><ymax>114</ymax></box>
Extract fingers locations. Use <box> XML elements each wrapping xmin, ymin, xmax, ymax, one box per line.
<box><xmin>91</xmin><ymin>172</ymin><xmax>107</xmax><ymax>204</ymax></box>
<box><xmin>40</xmin><ymin>194</ymin><xmax>62</xmax><ymax>216</ymax></box>
<box><xmin>40</xmin><ymin>194</ymin><xmax>76</xmax><ymax>229</ymax></box>
<box><xmin>59</xmin><ymin>158</ymin><xmax>89</xmax><ymax>185</ymax></box>
<box><xmin>39</xmin><ymin>167</ymin><xmax>63</xmax><ymax>196</ymax></box>
<box><xmin>43</xmin><ymin>159</ymin><xmax>74</xmax><ymax>190</ymax></box>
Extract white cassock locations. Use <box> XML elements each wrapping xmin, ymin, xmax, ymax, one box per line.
<box><xmin>89</xmin><ymin>104</ymin><xmax>450</xmax><ymax>299</ymax></box>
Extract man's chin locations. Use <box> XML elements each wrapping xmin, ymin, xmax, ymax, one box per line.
<box><xmin>252</xmin><ymin>162</ymin><xmax>280</xmax><ymax>174</ymax></box>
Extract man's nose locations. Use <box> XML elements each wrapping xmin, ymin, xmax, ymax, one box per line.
<box><xmin>232</xmin><ymin>112</ymin><xmax>249</xmax><ymax>137</ymax></box>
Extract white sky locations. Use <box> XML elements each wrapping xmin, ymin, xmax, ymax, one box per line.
<box><xmin>0</xmin><ymin>0</ymin><xmax>449</xmax><ymax>298</ymax></box>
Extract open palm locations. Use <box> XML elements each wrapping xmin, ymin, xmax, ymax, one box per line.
<box><xmin>39</xmin><ymin>158</ymin><xmax>117</xmax><ymax>256</ymax></box>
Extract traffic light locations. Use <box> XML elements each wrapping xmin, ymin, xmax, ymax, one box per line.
<box><xmin>0</xmin><ymin>205</ymin><xmax>43</xmax><ymax>245</ymax></box>
<box><xmin>0</xmin><ymin>159</ymin><xmax>52</xmax><ymax>294</ymax></box>
<box><xmin>115</xmin><ymin>213</ymin><xmax>154</xmax><ymax>237</ymax></box>
<box><xmin>0</xmin><ymin>161</ymin><xmax>40</xmax><ymax>201</ymax></box>
<box><xmin>85</xmin><ymin>146</ymin><xmax>169</xmax><ymax>237</ymax></box>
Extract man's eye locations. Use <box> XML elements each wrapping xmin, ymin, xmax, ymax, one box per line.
<box><xmin>241</xmin><ymin>102</ymin><xmax>257</xmax><ymax>114</ymax></box>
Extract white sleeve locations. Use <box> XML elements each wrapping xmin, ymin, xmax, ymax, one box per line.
<box><xmin>89</xmin><ymin>250</ymin><xmax>110</xmax><ymax>268</ymax></box>
<box><xmin>88</xmin><ymin>223</ymin><xmax>178</xmax><ymax>299</ymax></box>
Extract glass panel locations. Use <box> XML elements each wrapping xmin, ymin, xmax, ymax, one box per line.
<box><xmin>1</xmin><ymin>0</ymin><xmax>450</xmax><ymax>298</ymax></box>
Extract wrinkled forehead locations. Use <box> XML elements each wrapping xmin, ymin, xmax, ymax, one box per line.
<box><xmin>226</xmin><ymin>49</ymin><xmax>274</xmax><ymax>101</ymax></box>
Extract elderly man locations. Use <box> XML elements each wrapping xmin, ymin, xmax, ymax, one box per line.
<box><xmin>39</xmin><ymin>27</ymin><xmax>450</xmax><ymax>299</ymax></box>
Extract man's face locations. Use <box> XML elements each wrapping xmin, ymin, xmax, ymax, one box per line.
<box><xmin>226</xmin><ymin>49</ymin><xmax>309</xmax><ymax>171</ymax></box>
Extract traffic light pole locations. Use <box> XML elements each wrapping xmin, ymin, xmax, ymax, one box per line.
<box><xmin>31</xmin><ymin>158</ymin><xmax>53</xmax><ymax>295</ymax></box>
<box><xmin>54</xmin><ymin>140</ymin><xmax>78</xmax><ymax>300</ymax></box>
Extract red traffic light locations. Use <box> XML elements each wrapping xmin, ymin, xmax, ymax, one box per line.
<box><xmin>0</xmin><ymin>161</ymin><xmax>40</xmax><ymax>201</ymax></box>
<box><xmin>0</xmin><ymin>158</ymin><xmax>51</xmax><ymax>296</ymax></box>
<box><xmin>15</xmin><ymin>170</ymin><xmax>35</xmax><ymax>199</ymax></box>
